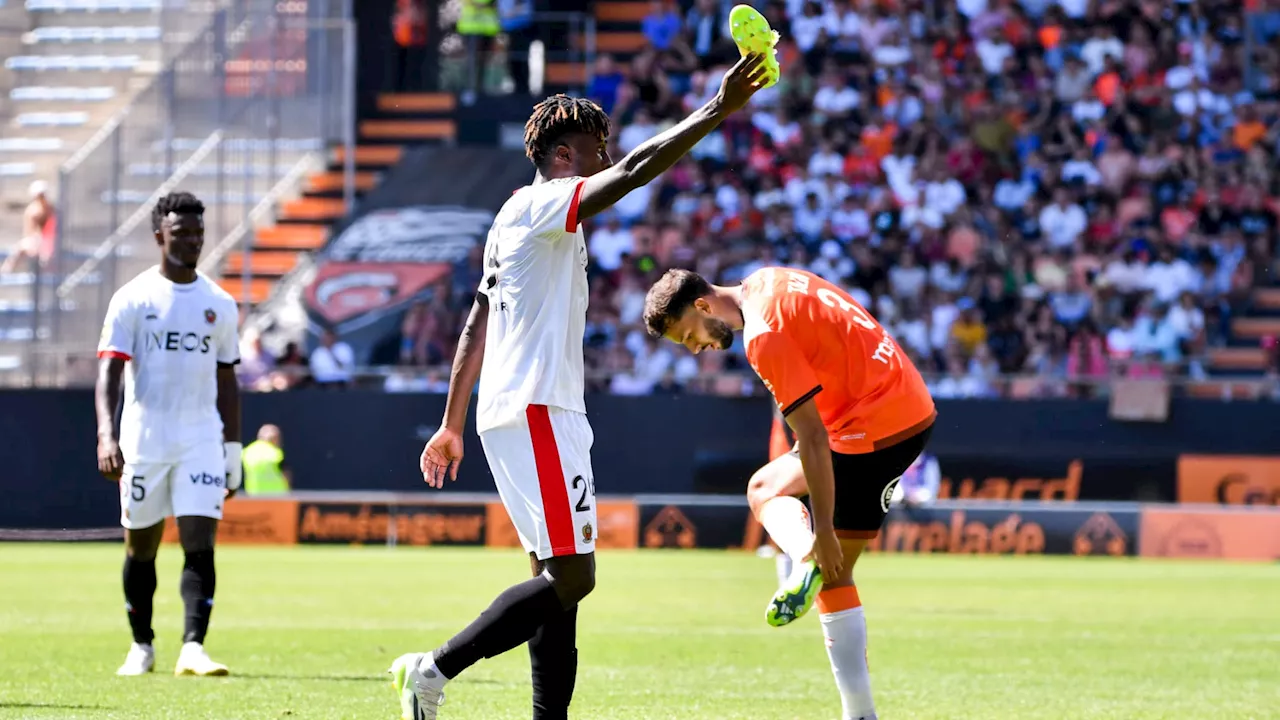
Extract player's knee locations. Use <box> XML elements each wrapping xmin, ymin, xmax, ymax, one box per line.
<box><xmin>747</xmin><ymin>469</ymin><xmax>782</xmax><ymax>514</ymax></box>
<box><xmin>125</xmin><ymin>544</ymin><xmax>158</xmax><ymax>562</ymax></box>
<box><xmin>547</xmin><ymin>559</ymin><xmax>595</xmax><ymax>606</ymax></box>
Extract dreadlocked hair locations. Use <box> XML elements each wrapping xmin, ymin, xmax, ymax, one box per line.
<box><xmin>151</xmin><ymin>191</ymin><xmax>205</xmax><ymax>233</ymax></box>
<box><xmin>524</xmin><ymin>94</ymin><xmax>611</xmax><ymax>168</ymax></box>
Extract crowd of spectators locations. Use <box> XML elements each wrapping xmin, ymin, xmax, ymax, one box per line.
<box><xmin>343</xmin><ymin>0</ymin><xmax>1280</xmax><ymax>399</ymax></box>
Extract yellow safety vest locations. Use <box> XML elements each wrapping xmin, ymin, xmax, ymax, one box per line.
<box><xmin>458</xmin><ymin>0</ymin><xmax>499</xmax><ymax>37</ymax></box>
<box><xmin>243</xmin><ymin>440</ymin><xmax>289</xmax><ymax>495</ymax></box>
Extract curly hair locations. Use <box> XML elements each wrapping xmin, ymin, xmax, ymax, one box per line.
<box><xmin>643</xmin><ymin>269</ymin><xmax>714</xmax><ymax>338</ymax></box>
<box><xmin>524</xmin><ymin>94</ymin><xmax>611</xmax><ymax>169</ymax></box>
<box><xmin>151</xmin><ymin>191</ymin><xmax>205</xmax><ymax>234</ymax></box>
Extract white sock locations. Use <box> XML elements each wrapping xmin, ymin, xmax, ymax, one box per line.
<box><xmin>758</xmin><ymin>496</ymin><xmax>814</xmax><ymax>564</ymax></box>
<box><xmin>419</xmin><ymin>653</ymin><xmax>449</xmax><ymax>690</ymax></box>
<box><xmin>775</xmin><ymin>551</ymin><xmax>793</xmax><ymax>586</ymax></box>
<box><xmin>818</xmin><ymin>588</ymin><xmax>876</xmax><ymax>720</ymax></box>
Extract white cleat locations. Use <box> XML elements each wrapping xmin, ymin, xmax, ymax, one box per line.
<box><xmin>116</xmin><ymin>642</ymin><xmax>155</xmax><ymax>676</ymax></box>
<box><xmin>389</xmin><ymin>652</ymin><xmax>446</xmax><ymax>720</ymax></box>
<box><xmin>174</xmin><ymin>641</ymin><xmax>229</xmax><ymax>677</ymax></box>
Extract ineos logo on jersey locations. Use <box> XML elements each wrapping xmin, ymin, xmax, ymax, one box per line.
<box><xmin>145</xmin><ymin>331</ymin><xmax>213</xmax><ymax>353</ymax></box>
<box><xmin>190</xmin><ymin>472</ymin><xmax>225</xmax><ymax>488</ymax></box>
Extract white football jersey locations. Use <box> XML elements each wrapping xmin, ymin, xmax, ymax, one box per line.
<box><xmin>98</xmin><ymin>267</ymin><xmax>240</xmax><ymax>463</ymax></box>
<box><xmin>476</xmin><ymin>176</ymin><xmax>590</xmax><ymax>433</ymax></box>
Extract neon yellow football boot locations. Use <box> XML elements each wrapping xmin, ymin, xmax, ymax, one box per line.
<box><xmin>766</xmin><ymin>558</ymin><xmax>821</xmax><ymax>627</ymax></box>
<box><xmin>728</xmin><ymin>4</ymin><xmax>781</xmax><ymax>88</ymax></box>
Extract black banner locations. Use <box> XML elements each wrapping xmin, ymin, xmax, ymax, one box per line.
<box><xmin>935</xmin><ymin>456</ymin><xmax>1177</xmax><ymax>503</ymax></box>
<box><xmin>638</xmin><ymin>503</ymin><xmax>753</xmax><ymax>550</ymax></box>
<box><xmin>870</xmin><ymin>505</ymin><xmax>1140</xmax><ymax>556</ymax></box>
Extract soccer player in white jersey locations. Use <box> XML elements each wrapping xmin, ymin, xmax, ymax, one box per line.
<box><xmin>95</xmin><ymin>192</ymin><xmax>242</xmax><ymax>677</ymax></box>
<box><xmin>388</xmin><ymin>53</ymin><xmax>771</xmax><ymax>720</ymax></box>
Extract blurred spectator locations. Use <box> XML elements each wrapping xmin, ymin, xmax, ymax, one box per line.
<box><xmin>237</xmin><ymin>328</ymin><xmax>276</xmax><ymax>391</ymax></box>
<box><xmin>388</xmin><ymin>0</ymin><xmax>429</xmax><ymax>92</ymax></box>
<box><xmin>2</xmin><ymin>181</ymin><xmax>55</xmax><ymax>275</ymax></box>
<box><xmin>309</xmin><ymin>331</ymin><xmax>355</xmax><ymax>388</ymax></box>
<box><xmin>242</xmin><ymin>424</ymin><xmax>290</xmax><ymax>495</ymax></box>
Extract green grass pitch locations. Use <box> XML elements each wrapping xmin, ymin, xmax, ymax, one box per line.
<box><xmin>1</xmin><ymin>544</ymin><xmax>1277</xmax><ymax>719</ymax></box>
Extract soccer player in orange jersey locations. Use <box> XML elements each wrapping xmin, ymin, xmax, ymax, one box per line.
<box><xmin>644</xmin><ymin>266</ymin><xmax>936</xmax><ymax>720</ymax></box>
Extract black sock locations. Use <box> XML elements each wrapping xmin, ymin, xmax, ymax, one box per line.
<box><xmin>122</xmin><ymin>556</ymin><xmax>157</xmax><ymax>645</ymax></box>
<box><xmin>433</xmin><ymin>575</ymin><xmax>563</xmax><ymax>680</ymax></box>
<box><xmin>180</xmin><ymin>549</ymin><xmax>216</xmax><ymax>644</ymax></box>
<box><xmin>530</xmin><ymin>605</ymin><xmax>579</xmax><ymax>720</ymax></box>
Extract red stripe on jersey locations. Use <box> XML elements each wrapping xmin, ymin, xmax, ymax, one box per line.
<box><xmin>564</xmin><ymin>179</ymin><xmax>586</xmax><ymax>232</ymax></box>
<box><xmin>526</xmin><ymin>404</ymin><xmax>576</xmax><ymax>555</ymax></box>
<box><xmin>97</xmin><ymin>350</ymin><xmax>131</xmax><ymax>361</ymax></box>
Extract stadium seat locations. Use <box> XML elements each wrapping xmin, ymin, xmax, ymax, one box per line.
<box><xmin>223</xmin><ymin>251</ymin><xmax>300</xmax><ymax>277</ymax></box>
<box><xmin>588</xmin><ymin>31</ymin><xmax>649</xmax><ymax>53</ymax></box>
<box><xmin>377</xmin><ymin>93</ymin><xmax>456</xmax><ymax>114</ymax></box>
<box><xmin>25</xmin><ymin>0</ymin><xmax>160</xmax><ymax>10</ymax></box>
<box><xmin>306</xmin><ymin>171</ymin><xmax>377</xmax><ymax>194</ymax></box>
<box><xmin>358</xmin><ymin>119</ymin><xmax>458</xmax><ymax>142</ymax></box>
<box><xmin>544</xmin><ymin>62</ymin><xmax>588</xmax><ymax>85</ymax></box>
<box><xmin>15</xmin><ymin>111</ymin><xmax>90</xmax><ymax>126</ymax></box>
<box><xmin>1255</xmin><ymin>287</ymin><xmax>1280</xmax><ymax>312</ymax></box>
<box><xmin>593</xmin><ymin>1</ymin><xmax>649</xmax><ymax>23</ymax></box>
<box><xmin>10</xmin><ymin>86</ymin><xmax>115</xmax><ymax>101</ymax></box>
<box><xmin>217</xmin><ymin>276</ymin><xmax>274</xmax><ymax>304</ymax></box>
<box><xmin>4</xmin><ymin>54</ymin><xmax>140</xmax><ymax>70</ymax></box>
<box><xmin>253</xmin><ymin>224</ymin><xmax>327</xmax><ymax>251</ymax></box>
<box><xmin>1232</xmin><ymin>317</ymin><xmax>1280</xmax><ymax>341</ymax></box>
<box><xmin>331</xmin><ymin>145</ymin><xmax>403</xmax><ymax>168</ymax></box>
<box><xmin>0</xmin><ymin>137</ymin><xmax>63</xmax><ymax>152</ymax></box>
<box><xmin>0</xmin><ymin>162</ymin><xmax>35</xmax><ymax>176</ymax></box>
<box><xmin>1207</xmin><ymin>347</ymin><xmax>1268</xmax><ymax>373</ymax></box>
<box><xmin>26</xmin><ymin>25</ymin><xmax>160</xmax><ymax>42</ymax></box>
<box><xmin>278</xmin><ymin>197</ymin><xmax>347</xmax><ymax>223</ymax></box>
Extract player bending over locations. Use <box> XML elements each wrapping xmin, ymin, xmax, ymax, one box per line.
<box><xmin>96</xmin><ymin>192</ymin><xmax>242</xmax><ymax>677</ymax></box>
<box><xmin>644</xmin><ymin>267</ymin><xmax>936</xmax><ymax>720</ymax></box>
<box><xmin>389</xmin><ymin>53</ymin><xmax>771</xmax><ymax>720</ymax></box>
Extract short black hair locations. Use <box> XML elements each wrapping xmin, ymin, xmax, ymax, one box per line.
<box><xmin>643</xmin><ymin>269</ymin><xmax>713</xmax><ymax>338</ymax></box>
<box><xmin>151</xmin><ymin>191</ymin><xmax>205</xmax><ymax>234</ymax></box>
<box><xmin>524</xmin><ymin>94</ymin><xmax>611</xmax><ymax>169</ymax></box>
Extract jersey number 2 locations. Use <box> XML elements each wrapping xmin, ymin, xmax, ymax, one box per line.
<box><xmin>572</xmin><ymin>475</ymin><xmax>594</xmax><ymax>512</ymax></box>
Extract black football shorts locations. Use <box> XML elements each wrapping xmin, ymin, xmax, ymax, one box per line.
<box><xmin>790</xmin><ymin>424</ymin><xmax>934</xmax><ymax>538</ymax></box>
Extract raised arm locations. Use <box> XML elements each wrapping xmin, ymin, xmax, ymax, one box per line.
<box><xmin>575</xmin><ymin>53</ymin><xmax>770</xmax><ymax>222</ymax></box>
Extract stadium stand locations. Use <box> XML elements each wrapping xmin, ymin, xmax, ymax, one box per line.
<box><xmin>0</xmin><ymin>0</ymin><xmax>354</xmax><ymax>385</ymax></box>
<box><xmin>235</xmin><ymin>0</ymin><xmax>1278</xmax><ymax>401</ymax></box>
<box><xmin>220</xmin><ymin>92</ymin><xmax>458</xmax><ymax>306</ymax></box>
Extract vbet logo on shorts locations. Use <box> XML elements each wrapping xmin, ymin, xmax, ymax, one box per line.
<box><xmin>190</xmin><ymin>472</ymin><xmax>225</xmax><ymax>488</ymax></box>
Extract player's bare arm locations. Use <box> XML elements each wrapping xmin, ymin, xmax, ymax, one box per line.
<box><xmin>575</xmin><ymin>52</ymin><xmax>771</xmax><ymax>221</ymax></box>
<box><xmin>95</xmin><ymin>356</ymin><xmax>126</xmax><ymax>481</ymax></box>
<box><xmin>784</xmin><ymin>396</ymin><xmax>843</xmax><ymax>582</ymax></box>
<box><xmin>216</xmin><ymin>363</ymin><xmax>241</xmax><ymax>498</ymax></box>
<box><xmin>421</xmin><ymin>293</ymin><xmax>489</xmax><ymax>488</ymax></box>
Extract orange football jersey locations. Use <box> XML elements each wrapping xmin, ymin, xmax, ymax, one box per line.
<box><xmin>742</xmin><ymin>267</ymin><xmax>935</xmax><ymax>454</ymax></box>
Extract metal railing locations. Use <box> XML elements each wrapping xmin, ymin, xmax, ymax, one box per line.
<box><xmin>17</xmin><ymin>1</ymin><xmax>355</xmax><ymax>385</ymax></box>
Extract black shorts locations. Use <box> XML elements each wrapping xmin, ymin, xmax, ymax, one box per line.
<box><xmin>789</xmin><ymin>424</ymin><xmax>933</xmax><ymax>538</ymax></box>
